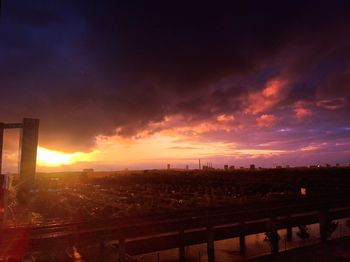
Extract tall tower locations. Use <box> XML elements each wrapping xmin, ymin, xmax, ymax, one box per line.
<box><xmin>0</xmin><ymin>123</ymin><xmax>4</xmax><ymax>173</ymax></box>
<box><xmin>18</xmin><ymin>118</ymin><xmax>39</xmax><ymax>185</ymax></box>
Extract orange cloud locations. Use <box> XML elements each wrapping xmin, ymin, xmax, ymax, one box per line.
<box><xmin>256</xmin><ymin>114</ymin><xmax>277</xmax><ymax>128</ymax></box>
<box><xmin>138</xmin><ymin>114</ymin><xmax>241</xmax><ymax>137</ymax></box>
<box><xmin>245</xmin><ymin>78</ymin><xmax>287</xmax><ymax>115</ymax></box>
<box><xmin>216</xmin><ymin>114</ymin><xmax>235</xmax><ymax>122</ymax></box>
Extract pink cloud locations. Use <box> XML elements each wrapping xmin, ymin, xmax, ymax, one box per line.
<box><xmin>300</xmin><ymin>142</ymin><xmax>327</xmax><ymax>152</ymax></box>
<box><xmin>316</xmin><ymin>97</ymin><xmax>346</xmax><ymax>110</ymax></box>
<box><xmin>245</xmin><ymin>78</ymin><xmax>287</xmax><ymax>115</ymax></box>
<box><xmin>256</xmin><ymin>114</ymin><xmax>277</xmax><ymax>128</ymax></box>
<box><xmin>294</xmin><ymin>101</ymin><xmax>312</xmax><ymax>120</ymax></box>
<box><xmin>300</xmin><ymin>145</ymin><xmax>319</xmax><ymax>151</ymax></box>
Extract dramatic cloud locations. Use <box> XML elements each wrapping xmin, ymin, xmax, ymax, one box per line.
<box><xmin>139</xmin><ymin>114</ymin><xmax>242</xmax><ymax>137</ymax></box>
<box><xmin>1</xmin><ymin>1</ymin><xmax>350</xmax><ymax>169</ymax></box>
<box><xmin>245</xmin><ymin>78</ymin><xmax>287</xmax><ymax>115</ymax></box>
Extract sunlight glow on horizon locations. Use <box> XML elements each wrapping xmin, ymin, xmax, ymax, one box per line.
<box><xmin>36</xmin><ymin>131</ymin><xmax>287</xmax><ymax>169</ymax></box>
<box><xmin>37</xmin><ymin>147</ymin><xmax>98</xmax><ymax>167</ymax></box>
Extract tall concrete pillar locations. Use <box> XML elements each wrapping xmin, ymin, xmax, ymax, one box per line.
<box><xmin>0</xmin><ymin>123</ymin><xmax>4</xmax><ymax>225</ymax></box>
<box><xmin>0</xmin><ymin>123</ymin><xmax>3</xmax><ymax>174</ymax></box>
<box><xmin>268</xmin><ymin>218</ymin><xmax>279</xmax><ymax>254</ymax></box>
<box><xmin>19</xmin><ymin>118</ymin><xmax>39</xmax><ymax>186</ymax></box>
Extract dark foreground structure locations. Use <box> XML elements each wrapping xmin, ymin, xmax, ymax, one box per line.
<box><xmin>251</xmin><ymin>237</ymin><xmax>350</xmax><ymax>261</ymax></box>
<box><xmin>1</xmin><ymin>194</ymin><xmax>350</xmax><ymax>261</ymax></box>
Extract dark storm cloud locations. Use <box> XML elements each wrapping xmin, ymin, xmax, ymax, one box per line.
<box><xmin>1</xmin><ymin>0</ymin><xmax>350</xmax><ymax>151</ymax></box>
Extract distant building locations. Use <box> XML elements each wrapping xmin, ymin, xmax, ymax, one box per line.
<box><xmin>229</xmin><ymin>165</ymin><xmax>235</xmax><ymax>170</ymax></box>
<box><xmin>276</xmin><ymin>165</ymin><xmax>282</xmax><ymax>169</ymax></box>
<box><xmin>224</xmin><ymin>165</ymin><xmax>228</xmax><ymax>171</ymax></box>
<box><xmin>83</xmin><ymin>168</ymin><xmax>94</xmax><ymax>173</ymax></box>
<box><xmin>250</xmin><ymin>164</ymin><xmax>255</xmax><ymax>170</ymax></box>
<box><xmin>167</xmin><ymin>164</ymin><xmax>170</xmax><ymax>170</ymax></box>
<box><xmin>186</xmin><ymin>165</ymin><xmax>189</xmax><ymax>170</ymax></box>
<box><xmin>207</xmin><ymin>162</ymin><xmax>213</xmax><ymax>169</ymax></box>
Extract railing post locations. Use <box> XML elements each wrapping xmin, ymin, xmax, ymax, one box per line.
<box><xmin>286</xmin><ymin>227</ymin><xmax>292</xmax><ymax>241</ymax></box>
<box><xmin>99</xmin><ymin>241</ymin><xmax>105</xmax><ymax>262</ymax></box>
<box><xmin>268</xmin><ymin>218</ymin><xmax>279</xmax><ymax>254</ymax></box>
<box><xmin>179</xmin><ymin>229</ymin><xmax>186</xmax><ymax>262</ymax></box>
<box><xmin>239</xmin><ymin>235</ymin><xmax>246</xmax><ymax>253</ymax></box>
<box><xmin>286</xmin><ymin>220</ymin><xmax>293</xmax><ymax>242</ymax></box>
<box><xmin>239</xmin><ymin>222</ymin><xmax>246</xmax><ymax>253</ymax></box>
<box><xmin>118</xmin><ymin>238</ymin><xmax>126</xmax><ymax>262</ymax></box>
<box><xmin>207</xmin><ymin>225</ymin><xmax>215</xmax><ymax>262</ymax></box>
<box><xmin>318</xmin><ymin>209</ymin><xmax>329</xmax><ymax>243</ymax></box>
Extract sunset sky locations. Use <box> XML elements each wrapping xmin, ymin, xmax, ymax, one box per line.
<box><xmin>1</xmin><ymin>1</ymin><xmax>350</xmax><ymax>172</ymax></box>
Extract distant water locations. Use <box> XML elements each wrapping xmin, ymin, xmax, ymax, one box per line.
<box><xmin>132</xmin><ymin>218</ymin><xmax>350</xmax><ymax>261</ymax></box>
